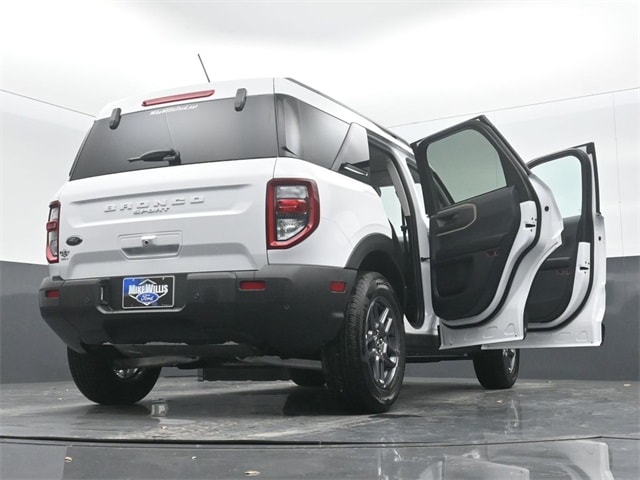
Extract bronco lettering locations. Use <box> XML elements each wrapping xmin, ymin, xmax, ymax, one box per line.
<box><xmin>104</xmin><ymin>196</ymin><xmax>205</xmax><ymax>213</ymax></box>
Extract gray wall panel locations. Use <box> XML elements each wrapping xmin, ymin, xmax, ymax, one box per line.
<box><xmin>0</xmin><ymin>262</ymin><xmax>70</xmax><ymax>383</ymax></box>
<box><xmin>1</xmin><ymin>258</ymin><xmax>638</xmax><ymax>384</ymax></box>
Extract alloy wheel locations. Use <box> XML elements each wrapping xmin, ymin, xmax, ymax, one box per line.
<box><xmin>363</xmin><ymin>296</ymin><xmax>401</xmax><ymax>389</ymax></box>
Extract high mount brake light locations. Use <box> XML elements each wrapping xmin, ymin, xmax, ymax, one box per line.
<box><xmin>142</xmin><ymin>89</ymin><xmax>215</xmax><ymax>107</ymax></box>
<box><xmin>266</xmin><ymin>179</ymin><xmax>319</xmax><ymax>249</ymax></box>
<box><xmin>46</xmin><ymin>201</ymin><xmax>60</xmax><ymax>264</ymax></box>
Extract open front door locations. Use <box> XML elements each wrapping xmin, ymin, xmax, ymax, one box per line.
<box><xmin>498</xmin><ymin>143</ymin><xmax>606</xmax><ymax>348</ymax></box>
<box><xmin>411</xmin><ymin>116</ymin><xmax>563</xmax><ymax>349</ymax></box>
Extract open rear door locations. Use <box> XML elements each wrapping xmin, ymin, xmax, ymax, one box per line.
<box><xmin>497</xmin><ymin>143</ymin><xmax>606</xmax><ymax>348</ymax></box>
<box><xmin>411</xmin><ymin>116</ymin><xmax>563</xmax><ymax>349</ymax></box>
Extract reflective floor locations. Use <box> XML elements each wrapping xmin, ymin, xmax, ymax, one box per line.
<box><xmin>1</xmin><ymin>377</ymin><xmax>638</xmax><ymax>479</ymax></box>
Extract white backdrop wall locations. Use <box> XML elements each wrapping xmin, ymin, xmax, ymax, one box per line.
<box><xmin>2</xmin><ymin>1</ymin><xmax>638</xmax><ymax>126</ymax></box>
<box><xmin>0</xmin><ymin>92</ymin><xmax>92</xmax><ymax>264</ymax></box>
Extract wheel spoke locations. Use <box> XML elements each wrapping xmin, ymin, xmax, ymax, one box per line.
<box><xmin>380</xmin><ymin>309</ymin><xmax>392</xmax><ymax>334</ymax></box>
<box><xmin>369</xmin><ymin>355</ymin><xmax>381</xmax><ymax>382</ymax></box>
<box><xmin>503</xmin><ymin>349</ymin><xmax>517</xmax><ymax>374</ymax></box>
<box><xmin>377</xmin><ymin>356</ymin><xmax>385</xmax><ymax>384</ymax></box>
<box><xmin>114</xmin><ymin>368</ymin><xmax>140</xmax><ymax>380</ymax></box>
<box><xmin>365</xmin><ymin>330</ymin><xmax>376</xmax><ymax>345</ymax></box>
<box><xmin>386</xmin><ymin>344</ymin><xmax>400</xmax><ymax>359</ymax></box>
<box><xmin>381</xmin><ymin>351</ymin><xmax>397</xmax><ymax>369</ymax></box>
<box><xmin>367</xmin><ymin>347</ymin><xmax>378</xmax><ymax>360</ymax></box>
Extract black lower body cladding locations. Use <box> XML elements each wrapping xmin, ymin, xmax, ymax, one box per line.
<box><xmin>39</xmin><ymin>265</ymin><xmax>357</xmax><ymax>357</ymax></box>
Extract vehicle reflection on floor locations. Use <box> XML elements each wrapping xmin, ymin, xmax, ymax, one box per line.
<box><xmin>0</xmin><ymin>438</ymin><xmax>625</xmax><ymax>479</ymax></box>
<box><xmin>0</xmin><ymin>377</ymin><xmax>638</xmax><ymax>479</ymax></box>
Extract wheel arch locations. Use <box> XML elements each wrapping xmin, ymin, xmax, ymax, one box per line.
<box><xmin>345</xmin><ymin>234</ymin><xmax>406</xmax><ymax>313</ymax></box>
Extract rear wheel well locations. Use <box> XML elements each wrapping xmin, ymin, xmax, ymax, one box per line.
<box><xmin>358</xmin><ymin>251</ymin><xmax>405</xmax><ymax>312</ymax></box>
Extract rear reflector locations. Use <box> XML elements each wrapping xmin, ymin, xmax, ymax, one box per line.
<box><xmin>45</xmin><ymin>289</ymin><xmax>60</xmax><ymax>299</ymax></box>
<box><xmin>239</xmin><ymin>281</ymin><xmax>266</xmax><ymax>291</ymax></box>
<box><xmin>330</xmin><ymin>281</ymin><xmax>347</xmax><ymax>293</ymax></box>
<box><xmin>142</xmin><ymin>89</ymin><xmax>215</xmax><ymax>107</ymax></box>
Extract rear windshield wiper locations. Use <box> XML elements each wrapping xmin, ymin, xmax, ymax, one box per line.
<box><xmin>128</xmin><ymin>149</ymin><xmax>181</xmax><ymax>166</ymax></box>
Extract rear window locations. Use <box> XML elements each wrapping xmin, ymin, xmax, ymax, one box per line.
<box><xmin>70</xmin><ymin>95</ymin><xmax>278</xmax><ymax>180</ymax></box>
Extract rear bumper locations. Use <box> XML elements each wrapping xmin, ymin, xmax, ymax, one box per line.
<box><xmin>39</xmin><ymin>265</ymin><xmax>357</xmax><ymax>357</ymax></box>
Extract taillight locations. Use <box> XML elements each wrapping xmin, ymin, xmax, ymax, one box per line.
<box><xmin>267</xmin><ymin>179</ymin><xmax>319</xmax><ymax>249</ymax></box>
<box><xmin>46</xmin><ymin>201</ymin><xmax>60</xmax><ymax>263</ymax></box>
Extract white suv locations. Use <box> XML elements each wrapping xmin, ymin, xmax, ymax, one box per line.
<box><xmin>39</xmin><ymin>78</ymin><xmax>606</xmax><ymax>413</ymax></box>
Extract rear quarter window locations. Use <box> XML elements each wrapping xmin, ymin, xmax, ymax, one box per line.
<box><xmin>277</xmin><ymin>95</ymin><xmax>350</xmax><ymax>169</ymax></box>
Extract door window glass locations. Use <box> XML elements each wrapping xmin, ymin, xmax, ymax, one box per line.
<box><xmin>426</xmin><ymin>129</ymin><xmax>506</xmax><ymax>203</ymax></box>
<box><xmin>531</xmin><ymin>155</ymin><xmax>582</xmax><ymax>218</ymax></box>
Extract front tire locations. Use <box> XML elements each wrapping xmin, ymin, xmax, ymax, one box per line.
<box><xmin>473</xmin><ymin>348</ymin><xmax>520</xmax><ymax>389</ymax></box>
<box><xmin>322</xmin><ymin>272</ymin><xmax>405</xmax><ymax>413</ymax></box>
<box><xmin>67</xmin><ymin>347</ymin><xmax>161</xmax><ymax>405</ymax></box>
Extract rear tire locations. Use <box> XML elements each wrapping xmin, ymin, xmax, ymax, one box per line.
<box><xmin>289</xmin><ymin>369</ymin><xmax>325</xmax><ymax>387</ymax></box>
<box><xmin>473</xmin><ymin>348</ymin><xmax>520</xmax><ymax>389</ymax></box>
<box><xmin>322</xmin><ymin>271</ymin><xmax>405</xmax><ymax>413</ymax></box>
<box><xmin>67</xmin><ymin>347</ymin><xmax>161</xmax><ymax>405</ymax></box>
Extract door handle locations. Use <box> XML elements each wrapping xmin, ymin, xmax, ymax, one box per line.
<box><xmin>438</xmin><ymin>212</ymin><xmax>459</xmax><ymax>223</ymax></box>
<box><xmin>434</xmin><ymin>204</ymin><xmax>477</xmax><ymax>236</ymax></box>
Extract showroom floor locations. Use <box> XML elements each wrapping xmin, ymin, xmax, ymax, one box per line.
<box><xmin>1</xmin><ymin>377</ymin><xmax>638</xmax><ymax>479</ymax></box>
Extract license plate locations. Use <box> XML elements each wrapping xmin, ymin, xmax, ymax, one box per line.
<box><xmin>122</xmin><ymin>276</ymin><xmax>175</xmax><ymax>309</ymax></box>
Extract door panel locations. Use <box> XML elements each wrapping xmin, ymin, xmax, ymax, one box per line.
<box><xmin>431</xmin><ymin>186</ymin><xmax>521</xmax><ymax>320</ymax></box>
<box><xmin>524</xmin><ymin>215</ymin><xmax>580</xmax><ymax>323</ymax></box>
<box><xmin>496</xmin><ymin>145</ymin><xmax>605</xmax><ymax>348</ymax></box>
<box><xmin>439</xmin><ymin>195</ymin><xmax>562</xmax><ymax>348</ymax></box>
<box><xmin>411</xmin><ymin>116</ymin><xmax>563</xmax><ymax>349</ymax></box>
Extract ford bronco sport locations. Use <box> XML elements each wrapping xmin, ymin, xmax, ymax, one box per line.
<box><xmin>39</xmin><ymin>78</ymin><xmax>606</xmax><ymax>413</ymax></box>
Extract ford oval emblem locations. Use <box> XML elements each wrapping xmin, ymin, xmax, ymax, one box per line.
<box><xmin>66</xmin><ymin>236</ymin><xmax>83</xmax><ymax>246</ymax></box>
